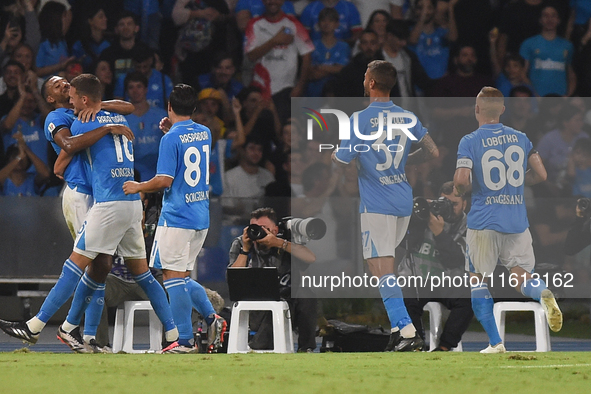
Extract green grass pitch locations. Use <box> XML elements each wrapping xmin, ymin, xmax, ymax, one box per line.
<box><xmin>1</xmin><ymin>351</ymin><xmax>591</xmax><ymax>393</ymax></box>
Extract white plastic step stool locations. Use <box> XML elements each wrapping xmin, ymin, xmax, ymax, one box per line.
<box><xmin>493</xmin><ymin>301</ymin><xmax>551</xmax><ymax>352</ymax></box>
<box><xmin>423</xmin><ymin>302</ymin><xmax>463</xmax><ymax>352</ymax></box>
<box><xmin>227</xmin><ymin>301</ymin><xmax>294</xmax><ymax>353</ymax></box>
<box><xmin>112</xmin><ymin>301</ymin><xmax>163</xmax><ymax>353</ymax></box>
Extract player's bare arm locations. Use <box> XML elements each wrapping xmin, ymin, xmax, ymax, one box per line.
<box><xmin>55</xmin><ymin>125</ymin><xmax>134</xmax><ymax>155</ymax></box>
<box><xmin>53</xmin><ymin>149</ymin><xmax>72</xmax><ymax>179</ymax></box>
<box><xmin>77</xmin><ymin>100</ymin><xmax>136</xmax><ymax>123</ymax></box>
<box><xmin>122</xmin><ymin>175</ymin><xmax>173</xmax><ymax>195</ymax></box>
<box><xmin>525</xmin><ymin>152</ymin><xmax>547</xmax><ymax>186</ymax></box>
<box><xmin>406</xmin><ymin>134</ymin><xmax>439</xmax><ymax>165</ymax></box>
<box><xmin>454</xmin><ymin>167</ymin><xmax>472</xmax><ymax>196</ymax></box>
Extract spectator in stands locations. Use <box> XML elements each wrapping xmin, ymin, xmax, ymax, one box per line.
<box><xmin>35</xmin><ymin>2</ymin><xmax>75</xmax><ymax>78</ymax></box>
<box><xmin>235</xmin><ymin>0</ymin><xmax>296</xmax><ymax>33</ymax></box>
<box><xmin>307</xmin><ymin>7</ymin><xmax>351</xmax><ymax>97</ymax></box>
<box><xmin>300</xmin><ymin>0</ymin><xmax>362</xmax><ymax>45</ymax></box>
<box><xmin>567</xmin><ymin>0</ymin><xmax>591</xmax><ymax>46</ymax></box>
<box><xmin>333</xmin><ymin>29</ymin><xmax>382</xmax><ymax>97</ymax></box>
<box><xmin>198</xmin><ymin>53</ymin><xmax>244</xmax><ymax>100</ymax></box>
<box><xmin>496</xmin><ymin>0</ymin><xmax>545</xmax><ymax>65</ymax></box>
<box><xmin>520</xmin><ymin>4</ymin><xmax>576</xmax><ymax>97</ymax></box>
<box><xmin>236</xmin><ymin>86</ymin><xmax>281</xmax><ymax>163</ymax></box>
<box><xmin>100</xmin><ymin>11</ymin><xmax>151</xmax><ymax>82</ymax></box>
<box><xmin>350</xmin><ymin>0</ymin><xmax>403</xmax><ymax>26</ymax></box>
<box><xmin>1</xmin><ymin>78</ymin><xmax>50</xmax><ymax>171</ymax></box>
<box><xmin>92</xmin><ymin>59</ymin><xmax>115</xmax><ymax>100</ymax></box>
<box><xmin>524</xmin><ymin>95</ymin><xmax>564</xmax><ymax>146</ymax></box>
<box><xmin>113</xmin><ymin>47</ymin><xmax>173</xmax><ymax>110</ymax></box>
<box><xmin>268</xmin><ymin>120</ymin><xmax>294</xmax><ymax>182</ymax></box>
<box><xmin>71</xmin><ymin>6</ymin><xmax>111</xmax><ymax>72</ymax></box>
<box><xmin>407</xmin><ymin>0</ymin><xmax>458</xmax><ymax>80</ymax></box>
<box><xmin>123</xmin><ymin>0</ymin><xmax>162</xmax><ymax>50</ymax></box>
<box><xmin>123</xmin><ymin>72</ymin><xmax>166</xmax><ymax>182</ymax></box>
<box><xmin>0</xmin><ymin>44</ymin><xmax>41</xmax><ymax>97</ymax></box>
<box><xmin>172</xmin><ymin>0</ymin><xmax>231</xmax><ymax>86</ymax></box>
<box><xmin>489</xmin><ymin>27</ymin><xmax>535</xmax><ymax>97</ymax></box>
<box><xmin>223</xmin><ymin>138</ymin><xmax>275</xmax><ymax>199</ymax></box>
<box><xmin>245</xmin><ymin>0</ymin><xmax>314</xmax><ymax>123</ymax></box>
<box><xmin>0</xmin><ymin>61</ymin><xmax>25</xmax><ymax>122</ymax></box>
<box><xmin>537</xmin><ymin>105</ymin><xmax>589</xmax><ymax>197</ymax></box>
<box><xmin>358</xmin><ymin>10</ymin><xmax>392</xmax><ymax>55</ymax></box>
<box><xmin>197</xmin><ymin>88</ymin><xmax>228</xmax><ymax>140</ymax></box>
<box><xmin>568</xmin><ymin>138</ymin><xmax>591</xmax><ymax>198</ymax></box>
<box><xmin>0</xmin><ymin>137</ymin><xmax>50</xmax><ymax>196</ymax></box>
<box><xmin>382</xmin><ymin>19</ymin><xmax>433</xmax><ymax>98</ymax></box>
<box><xmin>573</xmin><ymin>19</ymin><xmax>591</xmax><ymax>96</ymax></box>
<box><xmin>406</xmin><ymin>145</ymin><xmax>449</xmax><ymax>200</ymax></box>
<box><xmin>0</xmin><ymin>0</ymin><xmax>40</xmax><ymax>66</ymax></box>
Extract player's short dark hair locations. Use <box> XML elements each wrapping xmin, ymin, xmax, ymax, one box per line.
<box><xmin>70</xmin><ymin>74</ymin><xmax>102</xmax><ymax>102</ymax></box>
<box><xmin>386</xmin><ymin>19</ymin><xmax>409</xmax><ymax>40</ymax></box>
<box><xmin>124</xmin><ymin>71</ymin><xmax>148</xmax><ymax>90</ymax></box>
<box><xmin>41</xmin><ymin>76</ymin><xmax>53</xmax><ymax>100</ymax></box>
<box><xmin>367</xmin><ymin>60</ymin><xmax>397</xmax><ymax>93</ymax></box>
<box><xmin>169</xmin><ymin>84</ymin><xmax>197</xmax><ymax>116</ymax></box>
<box><xmin>251</xmin><ymin>207</ymin><xmax>277</xmax><ymax>224</ymax></box>
<box><xmin>318</xmin><ymin>7</ymin><xmax>339</xmax><ymax>22</ymax></box>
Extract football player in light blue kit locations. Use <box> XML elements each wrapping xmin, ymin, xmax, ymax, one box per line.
<box><xmin>0</xmin><ymin>76</ymin><xmax>135</xmax><ymax>352</ymax></box>
<box><xmin>332</xmin><ymin>60</ymin><xmax>439</xmax><ymax>352</ymax></box>
<box><xmin>55</xmin><ymin>74</ymin><xmax>180</xmax><ymax>353</ymax></box>
<box><xmin>454</xmin><ymin>87</ymin><xmax>563</xmax><ymax>354</ymax></box>
<box><xmin>123</xmin><ymin>84</ymin><xmax>227</xmax><ymax>353</ymax></box>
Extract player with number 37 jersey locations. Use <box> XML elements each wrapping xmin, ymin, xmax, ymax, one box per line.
<box><xmin>456</xmin><ymin>123</ymin><xmax>532</xmax><ymax>233</ymax></box>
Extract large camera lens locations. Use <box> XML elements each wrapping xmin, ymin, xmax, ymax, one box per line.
<box><xmin>247</xmin><ymin>224</ymin><xmax>267</xmax><ymax>241</ymax></box>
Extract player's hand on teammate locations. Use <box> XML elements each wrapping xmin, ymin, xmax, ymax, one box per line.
<box><xmin>77</xmin><ymin>107</ymin><xmax>101</xmax><ymax>123</ymax></box>
<box><xmin>110</xmin><ymin>125</ymin><xmax>135</xmax><ymax>141</ymax></box>
<box><xmin>160</xmin><ymin>117</ymin><xmax>172</xmax><ymax>134</ymax></box>
<box><xmin>122</xmin><ymin>181</ymin><xmax>141</xmax><ymax>195</ymax></box>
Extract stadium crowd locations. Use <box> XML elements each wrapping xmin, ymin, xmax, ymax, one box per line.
<box><xmin>1</xmin><ymin>0</ymin><xmax>591</xmax><ymax>335</ymax></box>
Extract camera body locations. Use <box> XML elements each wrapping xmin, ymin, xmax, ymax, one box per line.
<box><xmin>412</xmin><ymin>196</ymin><xmax>454</xmax><ymax>223</ymax></box>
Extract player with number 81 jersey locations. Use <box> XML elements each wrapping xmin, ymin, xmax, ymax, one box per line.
<box><xmin>456</xmin><ymin>124</ymin><xmax>532</xmax><ymax>233</ymax></box>
<box><xmin>71</xmin><ymin>111</ymin><xmax>138</xmax><ymax>203</ymax></box>
<box><xmin>157</xmin><ymin>120</ymin><xmax>211</xmax><ymax>230</ymax></box>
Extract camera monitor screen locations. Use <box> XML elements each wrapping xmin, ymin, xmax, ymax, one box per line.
<box><xmin>227</xmin><ymin>267</ymin><xmax>281</xmax><ymax>302</ymax></box>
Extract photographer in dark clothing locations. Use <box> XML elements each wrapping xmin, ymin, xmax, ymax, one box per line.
<box><xmin>228</xmin><ymin>207</ymin><xmax>317</xmax><ymax>352</ymax></box>
<box><xmin>398</xmin><ymin>181</ymin><xmax>473</xmax><ymax>351</ymax></box>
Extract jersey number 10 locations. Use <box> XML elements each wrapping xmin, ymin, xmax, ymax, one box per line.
<box><xmin>481</xmin><ymin>146</ymin><xmax>525</xmax><ymax>190</ymax></box>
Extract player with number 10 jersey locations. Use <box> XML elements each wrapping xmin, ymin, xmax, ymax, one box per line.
<box><xmin>456</xmin><ymin>123</ymin><xmax>532</xmax><ymax>233</ymax></box>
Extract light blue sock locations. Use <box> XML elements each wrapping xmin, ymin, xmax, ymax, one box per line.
<box><xmin>35</xmin><ymin>259</ymin><xmax>83</xmax><ymax>324</ymax></box>
<box><xmin>378</xmin><ymin>274</ymin><xmax>412</xmax><ymax>333</ymax></box>
<box><xmin>133</xmin><ymin>270</ymin><xmax>176</xmax><ymax>333</ymax></box>
<box><xmin>83</xmin><ymin>284</ymin><xmax>105</xmax><ymax>338</ymax></box>
<box><xmin>66</xmin><ymin>272</ymin><xmax>102</xmax><ymax>326</ymax></box>
<box><xmin>164</xmin><ymin>278</ymin><xmax>193</xmax><ymax>346</ymax></box>
<box><xmin>184</xmin><ymin>277</ymin><xmax>215</xmax><ymax>325</ymax></box>
<box><xmin>521</xmin><ymin>278</ymin><xmax>547</xmax><ymax>302</ymax></box>
<box><xmin>471</xmin><ymin>283</ymin><xmax>502</xmax><ymax>346</ymax></box>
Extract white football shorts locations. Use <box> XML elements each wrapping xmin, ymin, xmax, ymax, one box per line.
<box><xmin>465</xmin><ymin>228</ymin><xmax>535</xmax><ymax>275</ymax></box>
<box><xmin>74</xmin><ymin>200</ymin><xmax>146</xmax><ymax>260</ymax></box>
<box><xmin>360</xmin><ymin>213</ymin><xmax>410</xmax><ymax>259</ymax></box>
<box><xmin>149</xmin><ymin>226</ymin><xmax>208</xmax><ymax>272</ymax></box>
<box><xmin>62</xmin><ymin>185</ymin><xmax>93</xmax><ymax>239</ymax></box>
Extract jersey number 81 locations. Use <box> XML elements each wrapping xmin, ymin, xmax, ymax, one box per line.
<box><xmin>184</xmin><ymin>145</ymin><xmax>210</xmax><ymax>187</ymax></box>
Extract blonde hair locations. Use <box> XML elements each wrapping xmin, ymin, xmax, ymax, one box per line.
<box><xmin>477</xmin><ymin>87</ymin><xmax>504</xmax><ymax>118</ymax></box>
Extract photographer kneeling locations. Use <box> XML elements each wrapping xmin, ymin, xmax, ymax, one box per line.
<box><xmin>228</xmin><ymin>208</ymin><xmax>317</xmax><ymax>352</ymax></box>
<box><xmin>398</xmin><ymin>182</ymin><xmax>473</xmax><ymax>351</ymax></box>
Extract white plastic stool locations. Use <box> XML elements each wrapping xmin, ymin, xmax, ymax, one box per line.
<box><xmin>493</xmin><ymin>301</ymin><xmax>551</xmax><ymax>352</ymax></box>
<box><xmin>112</xmin><ymin>301</ymin><xmax>163</xmax><ymax>353</ymax></box>
<box><xmin>227</xmin><ymin>301</ymin><xmax>294</xmax><ymax>353</ymax></box>
<box><xmin>423</xmin><ymin>302</ymin><xmax>463</xmax><ymax>352</ymax></box>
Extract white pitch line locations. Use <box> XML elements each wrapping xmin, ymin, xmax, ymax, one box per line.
<box><xmin>498</xmin><ymin>364</ymin><xmax>591</xmax><ymax>369</ymax></box>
